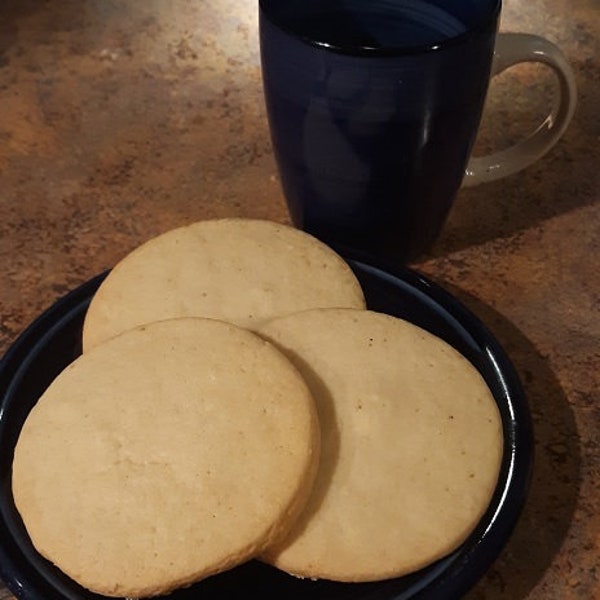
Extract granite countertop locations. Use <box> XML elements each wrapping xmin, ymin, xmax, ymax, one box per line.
<box><xmin>0</xmin><ymin>0</ymin><xmax>598</xmax><ymax>598</ymax></box>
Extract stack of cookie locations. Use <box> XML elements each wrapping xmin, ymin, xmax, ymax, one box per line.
<box><xmin>11</xmin><ymin>219</ymin><xmax>503</xmax><ymax>597</ymax></box>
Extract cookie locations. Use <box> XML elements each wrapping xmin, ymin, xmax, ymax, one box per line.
<box><xmin>258</xmin><ymin>308</ymin><xmax>503</xmax><ymax>582</ymax></box>
<box><xmin>82</xmin><ymin>218</ymin><xmax>365</xmax><ymax>352</ymax></box>
<box><xmin>12</xmin><ymin>317</ymin><xmax>320</xmax><ymax>597</ymax></box>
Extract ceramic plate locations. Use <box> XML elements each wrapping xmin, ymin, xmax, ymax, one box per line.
<box><xmin>0</xmin><ymin>256</ymin><xmax>533</xmax><ymax>600</ymax></box>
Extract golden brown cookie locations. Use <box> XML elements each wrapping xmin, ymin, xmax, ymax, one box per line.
<box><xmin>258</xmin><ymin>308</ymin><xmax>503</xmax><ymax>582</ymax></box>
<box><xmin>82</xmin><ymin>218</ymin><xmax>365</xmax><ymax>351</ymax></box>
<box><xmin>12</xmin><ymin>317</ymin><xmax>320</xmax><ymax>597</ymax></box>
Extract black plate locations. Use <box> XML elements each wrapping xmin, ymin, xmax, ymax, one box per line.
<box><xmin>0</xmin><ymin>257</ymin><xmax>533</xmax><ymax>600</ymax></box>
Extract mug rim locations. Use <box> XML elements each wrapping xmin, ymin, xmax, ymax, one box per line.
<box><xmin>258</xmin><ymin>0</ymin><xmax>502</xmax><ymax>57</ymax></box>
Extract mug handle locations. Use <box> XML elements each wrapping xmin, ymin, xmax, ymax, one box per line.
<box><xmin>463</xmin><ymin>32</ymin><xmax>577</xmax><ymax>187</ymax></box>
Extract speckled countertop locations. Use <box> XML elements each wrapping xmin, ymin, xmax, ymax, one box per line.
<box><xmin>0</xmin><ymin>1</ymin><xmax>598</xmax><ymax>599</ymax></box>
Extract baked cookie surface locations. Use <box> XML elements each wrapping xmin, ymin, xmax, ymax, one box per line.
<box><xmin>12</xmin><ymin>317</ymin><xmax>320</xmax><ymax>597</ymax></box>
<box><xmin>258</xmin><ymin>308</ymin><xmax>504</xmax><ymax>582</ymax></box>
<box><xmin>82</xmin><ymin>218</ymin><xmax>365</xmax><ymax>351</ymax></box>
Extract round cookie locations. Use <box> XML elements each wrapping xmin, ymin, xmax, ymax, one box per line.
<box><xmin>82</xmin><ymin>218</ymin><xmax>366</xmax><ymax>352</ymax></box>
<box><xmin>258</xmin><ymin>308</ymin><xmax>504</xmax><ymax>582</ymax></box>
<box><xmin>12</xmin><ymin>317</ymin><xmax>320</xmax><ymax>597</ymax></box>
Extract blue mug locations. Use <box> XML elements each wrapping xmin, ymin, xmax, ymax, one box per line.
<box><xmin>259</xmin><ymin>0</ymin><xmax>576</xmax><ymax>263</ymax></box>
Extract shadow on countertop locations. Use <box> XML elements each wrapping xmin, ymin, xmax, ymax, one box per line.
<box><xmin>434</xmin><ymin>282</ymin><xmax>583</xmax><ymax>600</ymax></box>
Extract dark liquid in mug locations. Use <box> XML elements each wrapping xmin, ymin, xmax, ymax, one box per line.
<box><xmin>291</xmin><ymin>0</ymin><xmax>468</xmax><ymax>50</ymax></box>
<box><xmin>261</xmin><ymin>0</ymin><xmax>496</xmax><ymax>262</ymax></box>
